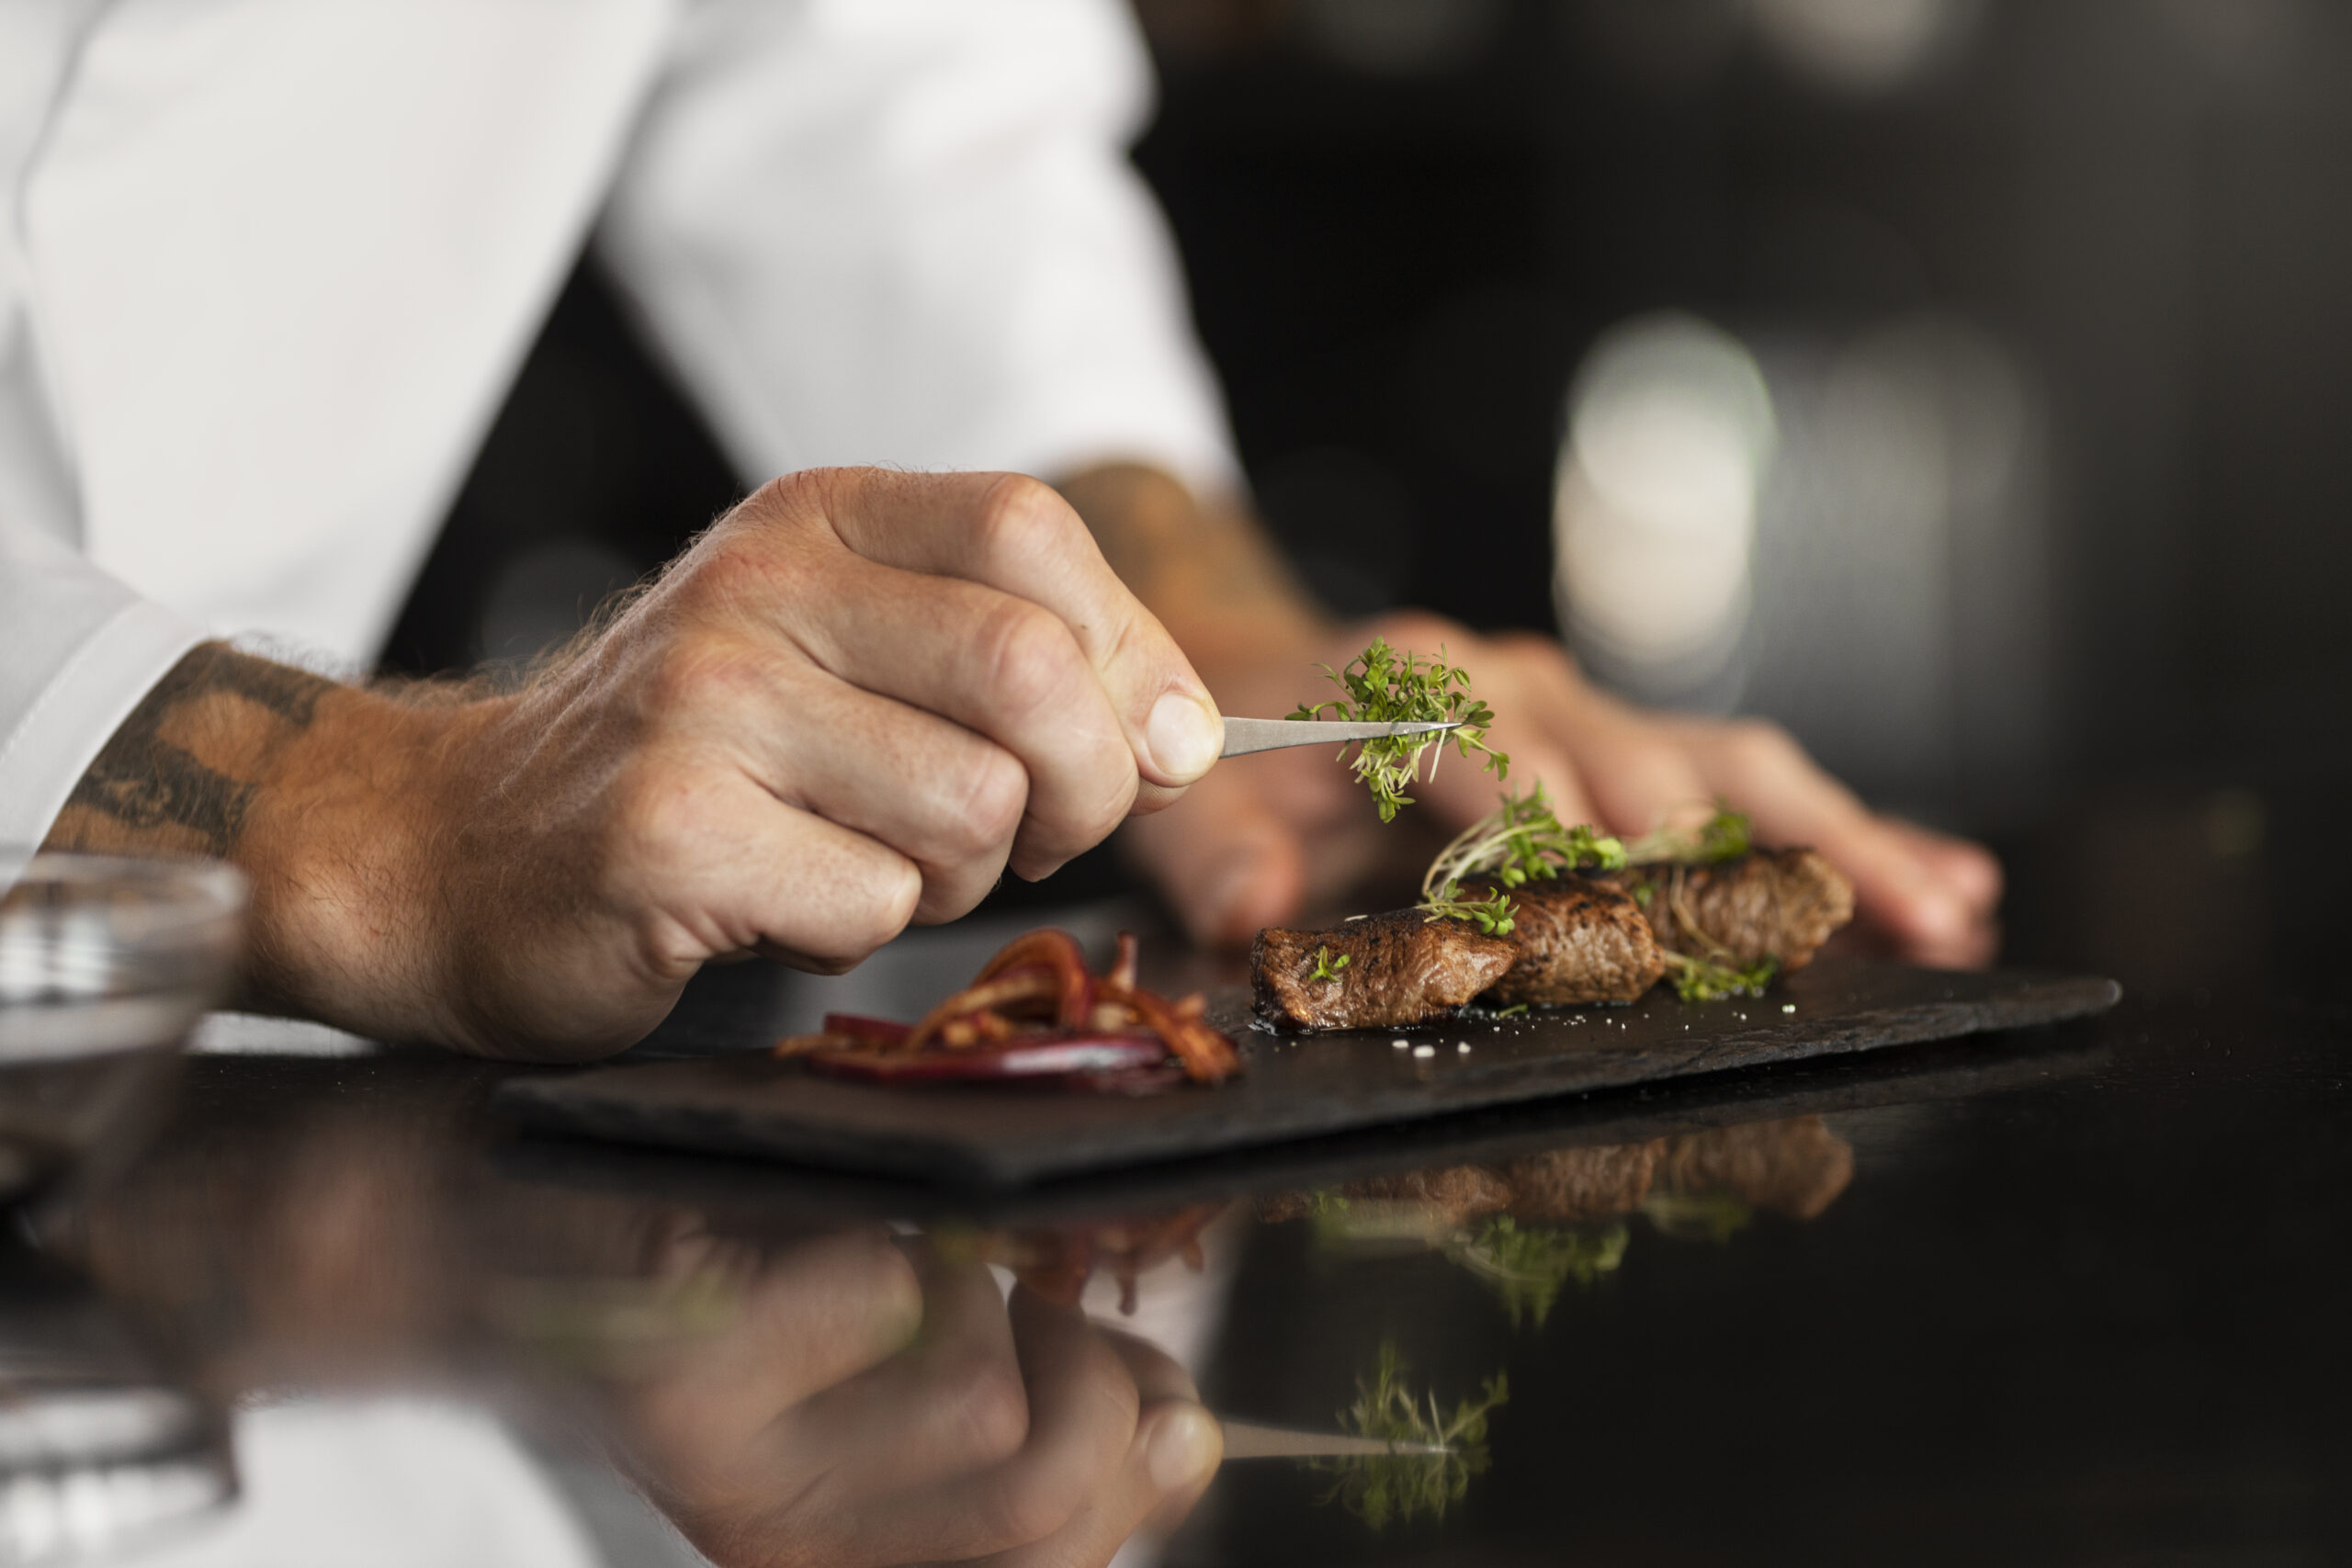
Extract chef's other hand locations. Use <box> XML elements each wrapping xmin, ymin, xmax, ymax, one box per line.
<box><xmin>45</xmin><ymin>468</ymin><xmax>1224</xmax><ymax>1059</ymax></box>
<box><xmin>609</xmin><ymin>1232</ymin><xmax>1221</xmax><ymax>1568</ymax></box>
<box><xmin>1125</xmin><ymin>612</ymin><xmax>2000</xmax><ymax>968</ymax></box>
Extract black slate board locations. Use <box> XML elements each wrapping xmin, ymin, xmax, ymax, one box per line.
<box><xmin>492</xmin><ymin>957</ymin><xmax>2119</xmax><ymax>1186</ymax></box>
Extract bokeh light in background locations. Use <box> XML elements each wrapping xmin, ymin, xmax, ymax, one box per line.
<box><xmin>1750</xmin><ymin>0</ymin><xmax>1981</xmax><ymax>94</ymax></box>
<box><xmin>1553</xmin><ymin>310</ymin><xmax>2046</xmax><ymax>817</ymax></box>
<box><xmin>1553</xmin><ymin>315</ymin><xmax>1773</xmax><ymax>710</ymax></box>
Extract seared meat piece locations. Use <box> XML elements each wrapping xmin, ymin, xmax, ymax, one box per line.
<box><xmin>1472</xmin><ymin>874</ymin><xmax>1664</xmax><ymax>1006</ymax></box>
<box><xmin>1602</xmin><ymin>848</ymin><xmax>1853</xmax><ymax>971</ymax></box>
<box><xmin>1252</xmin><ymin>910</ymin><xmax>1517</xmax><ymax>1031</ymax></box>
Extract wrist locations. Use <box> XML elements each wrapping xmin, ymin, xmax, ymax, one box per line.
<box><xmin>232</xmin><ymin>683</ymin><xmax>500</xmax><ymax>1044</ymax></box>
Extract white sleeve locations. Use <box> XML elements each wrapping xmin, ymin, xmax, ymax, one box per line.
<box><xmin>594</xmin><ymin>0</ymin><xmax>1241</xmax><ymax>499</ymax></box>
<box><xmin>0</xmin><ymin>513</ymin><xmax>204</xmax><ymax>855</ymax></box>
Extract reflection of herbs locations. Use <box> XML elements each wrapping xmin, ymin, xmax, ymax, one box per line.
<box><xmin>1291</xmin><ymin>638</ymin><xmax>1505</xmax><ymax>822</ymax></box>
<box><xmin>1448</xmin><ymin>1216</ymin><xmax>1627</xmax><ymax>1329</ymax></box>
<box><xmin>1640</xmin><ymin>1190</ymin><xmax>1753</xmax><ymax>1244</ymax></box>
<box><xmin>1308</xmin><ymin>944</ymin><xmax>1351</xmax><ymax>984</ymax></box>
<box><xmin>1314</xmin><ymin>1343</ymin><xmax>1508</xmax><ymax>1529</ymax></box>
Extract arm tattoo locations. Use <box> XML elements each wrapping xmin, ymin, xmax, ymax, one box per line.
<box><xmin>48</xmin><ymin>644</ymin><xmax>337</xmax><ymax>859</ymax></box>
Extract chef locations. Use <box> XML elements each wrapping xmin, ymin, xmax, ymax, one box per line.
<box><xmin>2</xmin><ymin>0</ymin><xmax>1999</xmax><ymax>1064</ymax></box>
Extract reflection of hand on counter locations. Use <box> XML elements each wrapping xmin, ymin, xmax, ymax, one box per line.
<box><xmin>599</xmin><ymin>1231</ymin><xmax>1219</xmax><ymax>1568</ymax></box>
<box><xmin>46</xmin><ymin>1074</ymin><xmax>1219</xmax><ymax>1568</ymax></box>
<box><xmin>1061</xmin><ymin>463</ymin><xmax>2001</xmax><ymax>967</ymax></box>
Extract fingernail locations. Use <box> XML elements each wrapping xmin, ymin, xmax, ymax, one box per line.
<box><xmin>1147</xmin><ymin>1404</ymin><xmax>1222</xmax><ymax>1490</ymax></box>
<box><xmin>1147</xmin><ymin>692</ymin><xmax>1223</xmax><ymax>784</ymax></box>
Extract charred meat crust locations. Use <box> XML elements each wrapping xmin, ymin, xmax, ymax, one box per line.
<box><xmin>1252</xmin><ymin>910</ymin><xmax>1518</xmax><ymax>1032</ymax></box>
<box><xmin>1468</xmin><ymin>874</ymin><xmax>1665</xmax><ymax>1006</ymax></box>
<box><xmin>1600</xmin><ymin>848</ymin><xmax>1855</xmax><ymax>971</ymax></box>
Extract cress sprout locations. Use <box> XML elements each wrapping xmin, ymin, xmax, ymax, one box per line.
<box><xmin>1291</xmin><ymin>638</ymin><xmax>1505</xmax><ymax>822</ymax></box>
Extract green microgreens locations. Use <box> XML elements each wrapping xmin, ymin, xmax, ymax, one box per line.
<box><xmin>1312</xmin><ymin>1342</ymin><xmax>1508</xmax><ymax>1529</ymax></box>
<box><xmin>1308</xmin><ymin>944</ymin><xmax>1351</xmax><ymax>984</ymax></box>
<box><xmin>1290</xmin><ymin>638</ymin><xmax>1505</xmax><ymax>822</ymax></box>
<box><xmin>1419</xmin><ymin>784</ymin><xmax>1625</xmax><ymax>908</ymax></box>
<box><xmin>1623</xmin><ymin>804</ymin><xmax>1752</xmax><ymax>865</ymax></box>
<box><xmin>1418</xmin><ymin>878</ymin><xmax>1517</xmax><ymax>937</ymax></box>
<box><xmin>1660</xmin><ymin>950</ymin><xmax>1779</xmax><ymax>1001</ymax></box>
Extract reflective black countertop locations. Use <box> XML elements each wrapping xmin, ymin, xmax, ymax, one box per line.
<box><xmin>7</xmin><ymin>781</ymin><xmax>2349</xmax><ymax>1565</ymax></box>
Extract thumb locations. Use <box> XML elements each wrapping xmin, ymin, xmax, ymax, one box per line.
<box><xmin>1124</xmin><ymin>772</ymin><xmax>1306</xmax><ymax>948</ymax></box>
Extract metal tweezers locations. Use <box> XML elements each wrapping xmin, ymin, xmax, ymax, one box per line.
<box><xmin>1217</xmin><ymin>716</ymin><xmax>1462</xmax><ymax>760</ymax></box>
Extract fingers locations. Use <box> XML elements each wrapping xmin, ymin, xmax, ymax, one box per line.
<box><xmin>683</xmin><ymin>646</ymin><xmax>1031</xmax><ymax>924</ymax></box>
<box><xmin>1122</xmin><ymin>764</ymin><xmax>1308</xmax><ymax>946</ymax></box>
<box><xmin>774</xmin><ymin>553</ymin><xmax>1139</xmax><ymax>880</ymax></box>
<box><xmin>600</xmin><ymin>762</ymin><xmax>924</xmax><ymax>979</ymax></box>
<box><xmin>808</xmin><ymin>469</ymin><xmax>1225</xmax><ymax>790</ymax></box>
<box><xmin>850</xmin><ymin>1288</ymin><xmax>1143</xmax><ymax>1562</ymax></box>
<box><xmin>782</xmin><ymin>1251</ymin><xmax>1032</xmax><ymax>1496</ymax></box>
<box><xmin>963</xmin><ymin>1310</ymin><xmax>1222</xmax><ymax>1568</ymax></box>
<box><xmin>1673</xmin><ymin>716</ymin><xmax>2001</xmax><ymax>967</ymax></box>
<box><xmin>617</xmin><ymin>1229</ymin><xmax>922</xmax><ymax>1509</ymax></box>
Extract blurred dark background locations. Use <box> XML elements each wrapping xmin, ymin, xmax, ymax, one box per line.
<box><xmin>385</xmin><ymin>0</ymin><xmax>2352</xmax><ymax>843</ymax></box>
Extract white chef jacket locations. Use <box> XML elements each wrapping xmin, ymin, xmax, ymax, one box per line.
<box><xmin>0</xmin><ymin>0</ymin><xmax>1238</xmax><ymax>852</ymax></box>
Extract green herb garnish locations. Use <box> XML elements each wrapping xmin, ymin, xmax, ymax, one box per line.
<box><xmin>1418</xmin><ymin>878</ymin><xmax>1517</xmax><ymax>936</ymax></box>
<box><xmin>1291</xmin><ymin>638</ymin><xmax>1505</xmax><ymax>822</ymax></box>
<box><xmin>1660</xmin><ymin>951</ymin><xmax>1779</xmax><ymax>1001</ymax></box>
<box><xmin>1420</xmin><ymin>784</ymin><xmax>1625</xmax><ymax>908</ymax></box>
<box><xmin>1624</xmin><ymin>805</ymin><xmax>1751</xmax><ymax>865</ymax></box>
<box><xmin>1312</xmin><ymin>1342</ymin><xmax>1508</xmax><ymax>1529</ymax></box>
<box><xmin>1308</xmin><ymin>944</ymin><xmax>1351</xmax><ymax>984</ymax></box>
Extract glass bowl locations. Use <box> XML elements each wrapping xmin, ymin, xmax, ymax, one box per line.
<box><xmin>0</xmin><ymin>854</ymin><xmax>247</xmax><ymax>1199</ymax></box>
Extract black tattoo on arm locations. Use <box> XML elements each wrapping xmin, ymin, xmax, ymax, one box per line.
<box><xmin>50</xmin><ymin>644</ymin><xmax>337</xmax><ymax>858</ymax></box>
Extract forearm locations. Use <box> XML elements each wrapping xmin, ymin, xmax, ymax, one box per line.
<box><xmin>42</xmin><ymin>642</ymin><xmax>477</xmax><ymax>1039</ymax></box>
<box><xmin>1055</xmin><ymin>463</ymin><xmax>1332</xmax><ymax>674</ymax></box>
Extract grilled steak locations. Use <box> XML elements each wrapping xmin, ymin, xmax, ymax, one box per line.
<box><xmin>1601</xmin><ymin>848</ymin><xmax>1853</xmax><ymax>971</ymax></box>
<box><xmin>1469</xmin><ymin>874</ymin><xmax>1664</xmax><ymax>1006</ymax></box>
<box><xmin>1252</xmin><ymin>910</ymin><xmax>1517</xmax><ymax>1031</ymax></box>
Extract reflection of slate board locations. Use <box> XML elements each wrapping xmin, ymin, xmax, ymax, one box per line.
<box><xmin>492</xmin><ymin>958</ymin><xmax>2119</xmax><ymax>1187</ymax></box>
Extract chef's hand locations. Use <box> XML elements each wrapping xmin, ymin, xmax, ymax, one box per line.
<box><xmin>44</xmin><ymin>468</ymin><xmax>1224</xmax><ymax>1059</ymax></box>
<box><xmin>1125</xmin><ymin>611</ymin><xmax>2001</xmax><ymax>968</ymax></box>
<box><xmin>609</xmin><ymin>1231</ymin><xmax>1221</xmax><ymax>1568</ymax></box>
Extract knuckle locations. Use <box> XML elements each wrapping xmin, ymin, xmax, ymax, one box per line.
<box><xmin>940</xmin><ymin>1356</ymin><xmax>1032</xmax><ymax>1470</ymax></box>
<box><xmin>971</xmin><ymin>473</ymin><xmax>1079</xmax><ymax>565</ymax></box>
<box><xmin>942</xmin><ymin>745</ymin><xmax>1028</xmax><ymax>856</ymax></box>
<box><xmin>643</xmin><ymin>635</ymin><xmax>769</xmax><ymax>716</ymax></box>
<box><xmin>973</xmin><ymin>598</ymin><xmax>1084</xmax><ymax>718</ymax></box>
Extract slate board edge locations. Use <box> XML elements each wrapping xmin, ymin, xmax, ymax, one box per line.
<box><xmin>493</xmin><ymin>972</ymin><xmax>2121</xmax><ymax>1187</ymax></box>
